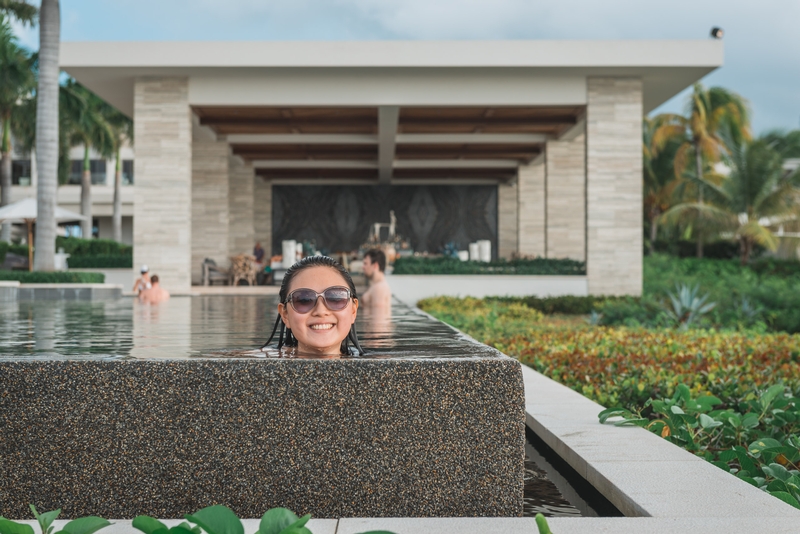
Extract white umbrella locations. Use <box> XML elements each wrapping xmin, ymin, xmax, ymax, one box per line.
<box><xmin>0</xmin><ymin>198</ymin><xmax>89</xmax><ymax>271</ymax></box>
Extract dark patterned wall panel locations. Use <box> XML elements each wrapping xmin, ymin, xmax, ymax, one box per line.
<box><xmin>272</xmin><ymin>185</ymin><xmax>497</xmax><ymax>257</ymax></box>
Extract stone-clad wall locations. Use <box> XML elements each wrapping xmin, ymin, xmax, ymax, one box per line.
<box><xmin>191</xmin><ymin>137</ymin><xmax>229</xmax><ymax>284</ymax></box>
<box><xmin>586</xmin><ymin>78</ymin><xmax>643</xmax><ymax>295</ymax></box>
<box><xmin>517</xmin><ymin>160</ymin><xmax>546</xmax><ymax>258</ymax></box>
<box><xmin>546</xmin><ymin>133</ymin><xmax>586</xmax><ymax>261</ymax></box>
<box><xmin>0</xmin><ymin>358</ymin><xmax>525</xmax><ymax>519</ymax></box>
<box><xmin>254</xmin><ymin>177</ymin><xmax>272</xmax><ymax>258</ymax></box>
<box><xmin>497</xmin><ymin>181</ymin><xmax>518</xmax><ymax>259</ymax></box>
<box><xmin>228</xmin><ymin>156</ymin><xmax>255</xmax><ymax>258</ymax></box>
<box><xmin>133</xmin><ymin>78</ymin><xmax>192</xmax><ymax>293</ymax></box>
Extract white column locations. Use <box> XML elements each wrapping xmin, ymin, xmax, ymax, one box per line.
<box><xmin>133</xmin><ymin>77</ymin><xmax>192</xmax><ymax>293</ymax></box>
<box><xmin>497</xmin><ymin>181</ymin><xmax>518</xmax><ymax>259</ymax></box>
<box><xmin>517</xmin><ymin>159</ymin><xmax>546</xmax><ymax>258</ymax></box>
<box><xmin>586</xmin><ymin>78</ymin><xmax>643</xmax><ymax>296</ymax></box>
<box><xmin>228</xmin><ymin>156</ymin><xmax>255</xmax><ymax>257</ymax></box>
<box><xmin>191</xmin><ymin>134</ymin><xmax>229</xmax><ymax>285</ymax></box>
<box><xmin>546</xmin><ymin>133</ymin><xmax>586</xmax><ymax>261</ymax></box>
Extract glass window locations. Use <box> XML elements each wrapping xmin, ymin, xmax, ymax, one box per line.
<box><xmin>122</xmin><ymin>160</ymin><xmax>134</xmax><ymax>185</ymax></box>
<box><xmin>12</xmin><ymin>160</ymin><xmax>32</xmax><ymax>186</ymax></box>
<box><xmin>69</xmin><ymin>159</ymin><xmax>108</xmax><ymax>185</ymax></box>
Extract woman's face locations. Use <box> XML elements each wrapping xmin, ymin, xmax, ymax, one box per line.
<box><xmin>278</xmin><ymin>266</ymin><xmax>359</xmax><ymax>355</ymax></box>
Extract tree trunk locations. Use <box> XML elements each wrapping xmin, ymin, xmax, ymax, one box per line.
<box><xmin>1</xmin><ymin>113</ymin><xmax>11</xmax><ymax>242</ymax></box>
<box><xmin>112</xmin><ymin>150</ymin><xmax>122</xmax><ymax>242</ymax></box>
<box><xmin>740</xmin><ymin>238</ymin><xmax>752</xmax><ymax>266</ymax></box>
<box><xmin>34</xmin><ymin>0</ymin><xmax>60</xmax><ymax>271</ymax></box>
<box><xmin>694</xmin><ymin>141</ymin><xmax>704</xmax><ymax>259</ymax></box>
<box><xmin>80</xmin><ymin>146</ymin><xmax>92</xmax><ymax>238</ymax></box>
<box><xmin>649</xmin><ymin>208</ymin><xmax>659</xmax><ymax>254</ymax></box>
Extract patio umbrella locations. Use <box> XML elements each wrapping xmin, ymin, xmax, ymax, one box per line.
<box><xmin>0</xmin><ymin>198</ymin><xmax>89</xmax><ymax>271</ymax></box>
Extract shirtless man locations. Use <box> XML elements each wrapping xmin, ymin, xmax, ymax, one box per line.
<box><xmin>138</xmin><ymin>274</ymin><xmax>170</xmax><ymax>304</ymax></box>
<box><xmin>360</xmin><ymin>249</ymin><xmax>392</xmax><ymax>310</ymax></box>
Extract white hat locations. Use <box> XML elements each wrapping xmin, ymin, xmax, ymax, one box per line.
<box><xmin>140</xmin><ymin>264</ymin><xmax>149</xmax><ymax>273</ymax></box>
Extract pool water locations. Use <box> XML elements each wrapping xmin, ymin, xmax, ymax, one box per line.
<box><xmin>0</xmin><ymin>295</ymin><xmax>614</xmax><ymax>517</ymax></box>
<box><xmin>0</xmin><ymin>296</ymin><xmax>495</xmax><ymax>360</ymax></box>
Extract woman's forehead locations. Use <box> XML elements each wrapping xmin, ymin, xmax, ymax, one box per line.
<box><xmin>289</xmin><ymin>266</ymin><xmax>347</xmax><ymax>292</ymax></box>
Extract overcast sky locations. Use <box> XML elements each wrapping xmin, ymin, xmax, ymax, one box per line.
<box><xmin>12</xmin><ymin>0</ymin><xmax>800</xmax><ymax>135</ymax></box>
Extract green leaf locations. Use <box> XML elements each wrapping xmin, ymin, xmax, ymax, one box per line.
<box><xmin>770</xmin><ymin>491</ymin><xmax>800</xmax><ymax>510</ymax></box>
<box><xmin>283</xmin><ymin>515</ymin><xmax>310</xmax><ymax>533</ymax></box>
<box><xmin>698</xmin><ymin>414</ymin><xmax>723</xmax><ymax>430</ymax></box>
<box><xmin>258</xmin><ymin>508</ymin><xmax>299</xmax><ymax>534</ymax></box>
<box><xmin>30</xmin><ymin>506</ymin><xmax>60</xmax><ymax>534</ymax></box>
<box><xmin>695</xmin><ymin>395</ymin><xmax>723</xmax><ymax>411</ymax></box>
<box><xmin>598</xmin><ymin>407</ymin><xmax>632</xmax><ymax>424</ymax></box>
<box><xmin>670</xmin><ymin>405</ymin><xmax>685</xmax><ymax>415</ymax></box>
<box><xmin>56</xmin><ymin>517</ymin><xmax>111</xmax><ymax>534</ymax></box>
<box><xmin>132</xmin><ymin>517</ymin><xmax>168</xmax><ymax>534</ymax></box>
<box><xmin>534</xmin><ymin>513</ymin><xmax>552</xmax><ymax>534</ymax></box>
<box><xmin>760</xmin><ymin>385</ymin><xmax>786</xmax><ymax>409</ymax></box>
<box><xmin>0</xmin><ymin>519</ymin><xmax>35</xmax><ymax>534</ymax></box>
<box><xmin>354</xmin><ymin>532</ymin><xmax>398</xmax><ymax>534</ymax></box>
<box><xmin>749</xmin><ymin>438</ymin><xmax>783</xmax><ymax>457</ymax></box>
<box><xmin>167</xmin><ymin>527</ymin><xmax>197</xmax><ymax>534</ymax></box>
<box><xmin>185</xmin><ymin>506</ymin><xmax>243</xmax><ymax>534</ymax></box>
<box><xmin>741</xmin><ymin>413</ymin><xmax>760</xmax><ymax>429</ymax></box>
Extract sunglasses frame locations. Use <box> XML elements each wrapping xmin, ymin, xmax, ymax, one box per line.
<box><xmin>285</xmin><ymin>285</ymin><xmax>354</xmax><ymax>314</ymax></box>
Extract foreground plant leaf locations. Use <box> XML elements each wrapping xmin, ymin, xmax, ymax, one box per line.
<box><xmin>0</xmin><ymin>519</ymin><xmax>35</xmax><ymax>534</ymax></box>
<box><xmin>185</xmin><ymin>506</ymin><xmax>243</xmax><ymax>534</ymax></box>
<box><xmin>30</xmin><ymin>506</ymin><xmax>61</xmax><ymax>534</ymax></box>
<box><xmin>54</xmin><ymin>516</ymin><xmax>111</xmax><ymax>534</ymax></box>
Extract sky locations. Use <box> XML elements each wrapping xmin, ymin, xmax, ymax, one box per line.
<box><xmin>11</xmin><ymin>0</ymin><xmax>800</xmax><ymax>135</ymax></box>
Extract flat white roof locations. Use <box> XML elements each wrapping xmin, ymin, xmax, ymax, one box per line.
<box><xmin>61</xmin><ymin>40</ymin><xmax>723</xmax><ymax>116</ymax></box>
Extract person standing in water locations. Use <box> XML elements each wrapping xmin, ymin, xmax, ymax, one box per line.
<box><xmin>138</xmin><ymin>274</ymin><xmax>170</xmax><ymax>304</ymax></box>
<box><xmin>360</xmin><ymin>249</ymin><xmax>392</xmax><ymax>311</ymax></box>
<box><xmin>132</xmin><ymin>264</ymin><xmax>151</xmax><ymax>295</ymax></box>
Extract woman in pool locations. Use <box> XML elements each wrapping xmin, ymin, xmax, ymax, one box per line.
<box><xmin>262</xmin><ymin>256</ymin><xmax>364</xmax><ymax>356</ymax></box>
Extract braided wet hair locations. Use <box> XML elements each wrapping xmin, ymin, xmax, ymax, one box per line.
<box><xmin>261</xmin><ymin>255</ymin><xmax>365</xmax><ymax>355</ymax></box>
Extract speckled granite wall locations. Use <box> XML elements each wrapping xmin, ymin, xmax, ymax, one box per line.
<box><xmin>0</xmin><ymin>358</ymin><xmax>524</xmax><ymax>519</ymax></box>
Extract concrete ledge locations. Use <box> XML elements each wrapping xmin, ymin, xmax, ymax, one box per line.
<box><xmin>388</xmin><ymin>274</ymin><xmax>587</xmax><ymax>305</ymax></box>
<box><xmin>0</xmin><ymin>280</ymin><xmax>20</xmax><ymax>302</ymax></box>
<box><xmin>520</xmin><ymin>364</ymin><xmax>800</xmax><ymax>519</ymax></box>
<box><xmin>70</xmin><ymin>268</ymin><xmax>133</xmax><ymax>288</ymax></box>
<box><xmin>16</xmin><ymin>283</ymin><xmax>122</xmax><ymax>300</ymax></box>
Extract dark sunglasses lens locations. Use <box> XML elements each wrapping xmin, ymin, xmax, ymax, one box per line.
<box><xmin>291</xmin><ymin>290</ymin><xmax>318</xmax><ymax>313</ymax></box>
<box><xmin>323</xmin><ymin>288</ymin><xmax>350</xmax><ymax>310</ymax></box>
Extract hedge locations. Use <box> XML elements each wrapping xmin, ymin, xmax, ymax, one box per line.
<box><xmin>56</xmin><ymin>236</ymin><xmax>132</xmax><ymax>256</ymax></box>
<box><xmin>0</xmin><ymin>271</ymin><xmax>105</xmax><ymax>283</ymax></box>
<box><xmin>67</xmin><ymin>254</ymin><xmax>133</xmax><ymax>268</ymax></box>
<box><xmin>0</xmin><ymin>242</ymin><xmax>29</xmax><ymax>264</ymax></box>
<box><xmin>392</xmin><ymin>256</ymin><xmax>586</xmax><ymax>275</ymax></box>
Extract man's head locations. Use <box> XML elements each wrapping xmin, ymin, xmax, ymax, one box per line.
<box><xmin>362</xmin><ymin>249</ymin><xmax>386</xmax><ymax>278</ymax></box>
<box><xmin>150</xmin><ymin>275</ymin><xmax>159</xmax><ymax>285</ymax></box>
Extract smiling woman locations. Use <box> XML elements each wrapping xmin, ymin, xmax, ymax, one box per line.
<box><xmin>263</xmin><ymin>255</ymin><xmax>365</xmax><ymax>356</ymax></box>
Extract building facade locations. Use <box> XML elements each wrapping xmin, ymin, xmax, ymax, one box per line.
<box><xmin>61</xmin><ymin>40</ymin><xmax>723</xmax><ymax>293</ymax></box>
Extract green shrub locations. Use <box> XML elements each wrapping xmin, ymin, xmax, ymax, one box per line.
<box><xmin>67</xmin><ymin>254</ymin><xmax>133</xmax><ymax>268</ymax></box>
<box><xmin>489</xmin><ymin>295</ymin><xmax>631</xmax><ymax>315</ymax></box>
<box><xmin>393</xmin><ymin>256</ymin><xmax>586</xmax><ymax>275</ymax></box>
<box><xmin>56</xmin><ymin>236</ymin><xmax>132</xmax><ymax>256</ymax></box>
<box><xmin>0</xmin><ymin>271</ymin><xmax>104</xmax><ymax>283</ymax></box>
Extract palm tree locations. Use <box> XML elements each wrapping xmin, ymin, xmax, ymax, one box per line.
<box><xmin>33</xmin><ymin>0</ymin><xmax>58</xmax><ymax>271</ymax></box>
<box><xmin>661</xmin><ymin>135</ymin><xmax>800</xmax><ymax>265</ymax></box>
<box><xmin>0</xmin><ymin>15</ymin><xmax>34</xmax><ymax>243</ymax></box>
<box><xmin>643</xmin><ymin>115</ymin><xmax>684</xmax><ymax>252</ymax></box>
<box><xmin>62</xmin><ymin>80</ymin><xmax>114</xmax><ymax>239</ymax></box>
<box><xmin>99</xmin><ymin>101</ymin><xmax>133</xmax><ymax>242</ymax></box>
<box><xmin>761</xmin><ymin>129</ymin><xmax>800</xmax><ymax>159</ymax></box>
<box><xmin>652</xmin><ymin>84</ymin><xmax>751</xmax><ymax>257</ymax></box>
<box><xmin>0</xmin><ymin>1</ymin><xmax>36</xmax><ymax>23</ymax></box>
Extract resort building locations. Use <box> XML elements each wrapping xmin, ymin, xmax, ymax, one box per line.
<box><xmin>59</xmin><ymin>40</ymin><xmax>723</xmax><ymax>293</ymax></box>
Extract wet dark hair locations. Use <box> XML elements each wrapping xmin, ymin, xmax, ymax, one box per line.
<box><xmin>261</xmin><ymin>256</ymin><xmax>364</xmax><ymax>355</ymax></box>
<box><xmin>150</xmin><ymin>275</ymin><xmax>159</xmax><ymax>284</ymax></box>
<box><xmin>364</xmin><ymin>248</ymin><xmax>386</xmax><ymax>272</ymax></box>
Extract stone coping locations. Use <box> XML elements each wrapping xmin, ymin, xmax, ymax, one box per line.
<box><xmin>0</xmin><ymin>280</ymin><xmax>21</xmax><ymax>287</ymax></box>
<box><xmin>18</xmin><ymin>283</ymin><xmax>123</xmax><ymax>289</ymax></box>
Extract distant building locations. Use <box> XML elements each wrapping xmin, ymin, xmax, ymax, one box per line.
<box><xmin>61</xmin><ymin>40</ymin><xmax>723</xmax><ymax>292</ymax></box>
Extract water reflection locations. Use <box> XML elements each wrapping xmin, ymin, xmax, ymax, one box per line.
<box><xmin>0</xmin><ymin>295</ymin><xmax>498</xmax><ymax>361</ymax></box>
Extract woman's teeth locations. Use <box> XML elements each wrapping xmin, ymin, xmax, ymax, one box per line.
<box><xmin>310</xmin><ymin>323</ymin><xmax>334</xmax><ymax>330</ymax></box>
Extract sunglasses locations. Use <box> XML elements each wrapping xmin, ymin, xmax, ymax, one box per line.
<box><xmin>285</xmin><ymin>286</ymin><xmax>353</xmax><ymax>314</ymax></box>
